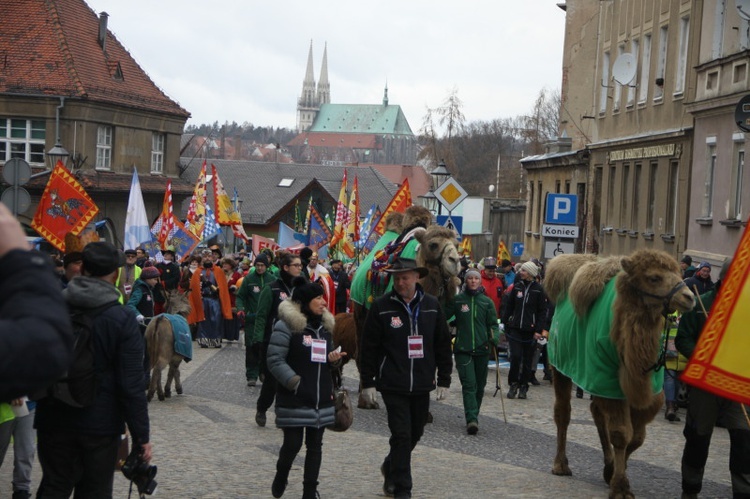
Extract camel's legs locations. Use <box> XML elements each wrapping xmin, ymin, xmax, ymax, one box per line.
<box><xmin>551</xmin><ymin>367</ymin><xmax>573</xmax><ymax>476</ymax></box>
<box><xmin>593</xmin><ymin>398</ymin><xmax>634</xmax><ymax>499</ymax></box>
<box><xmin>627</xmin><ymin>394</ymin><xmax>662</xmax><ymax>460</ymax></box>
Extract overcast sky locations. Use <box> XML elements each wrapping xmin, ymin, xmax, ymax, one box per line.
<box><xmin>87</xmin><ymin>1</ymin><xmax>566</xmax><ymax>132</ymax></box>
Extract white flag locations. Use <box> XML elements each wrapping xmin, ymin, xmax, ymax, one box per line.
<box><xmin>124</xmin><ymin>168</ymin><xmax>152</xmax><ymax>251</ymax></box>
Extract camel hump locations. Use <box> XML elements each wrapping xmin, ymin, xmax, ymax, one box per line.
<box><xmin>569</xmin><ymin>256</ymin><xmax>622</xmax><ymax>316</ymax></box>
<box><xmin>544</xmin><ymin>254</ymin><xmax>598</xmax><ymax>305</ymax></box>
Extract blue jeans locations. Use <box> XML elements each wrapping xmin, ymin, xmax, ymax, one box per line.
<box><xmin>663</xmin><ymin>369</ymin><xmax>680</xmax><ymax>403</ymax></box>
<box><xmin>0</xmin><ymin>408</ymin><xmax>36</xmax><ymax>493</ymax></box>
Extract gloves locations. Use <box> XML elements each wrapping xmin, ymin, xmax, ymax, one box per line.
<box><xmin>436</xmin><ymin>386</ymin><xmax>449</xmax><ymax>401</ymax></box>
<box><xmin>136</xmin><ymin>315</ymin><xmax>145</xmax><ymax>325</ymax></box>
<box><xmin>285</xmin><ymin>375</ymin><xmax>301</xmax><ymax>392</ymax></box>
<box><xmin>362</xmin><ymin>387</ymin><xmax>377</xmax><ymax>406</ymax></box>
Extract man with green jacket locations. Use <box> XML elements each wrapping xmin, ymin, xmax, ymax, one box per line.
<box><xmin>445</xmin><ymin>268</ymin><xmax>499</xmax><ymax>435</ymax></box>
<box><xmin>236</xmin><ymin>253</ymin><xmax>276</xmax><ymax>386</ymax></box>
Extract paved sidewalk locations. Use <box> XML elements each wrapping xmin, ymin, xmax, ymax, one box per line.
<box><xmin>1</xmin><ymin>342</ymin><xmax>733</xmax><ymax>498</ymax></box>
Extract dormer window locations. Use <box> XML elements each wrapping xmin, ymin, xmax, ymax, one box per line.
<box><xmin>107</xmin><ymin>61</ymin><xmax>123</xmax><ymax>81</ymax></box>
<box><xmin>278</xmin><ymin>178</ymin><xmax>294</xmax><ymax>187</ymax></box>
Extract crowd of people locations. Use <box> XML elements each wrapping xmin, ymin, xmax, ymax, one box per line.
<box><xmin>1</xmin><ymin>197</ymin><xmax>747</xmax><ymax>498</ymax></box>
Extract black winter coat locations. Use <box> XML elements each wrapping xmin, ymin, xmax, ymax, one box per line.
<box><xmin>360</xmin><ymin>285</ymin><xmax>452</xmax><ymax>394</ymax></box>
<box><xmin>501</xmin><ymin>279</ymin><xmax>548</xmax><ymax>334</ymax></box>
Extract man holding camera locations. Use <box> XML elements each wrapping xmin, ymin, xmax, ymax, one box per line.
<box><xmin>35</xmin><ymin>241</ymin><xmax>152</xmax><ymax>498</ymax></box>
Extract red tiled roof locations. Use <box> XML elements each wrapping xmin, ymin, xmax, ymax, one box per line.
<box><xmin>288</xmin><ymin>132</ymin><xmax>379</xmax><ymax>149</ymax></box>
<box><xmin>356</xmin><ymin>163</ymin><xmax>431</xmax><ymax>199</ymax></box>
<box><xmin>0</xmin><ymin>0</ymin><xmax>189</xmax><ymax>118</ymax></box>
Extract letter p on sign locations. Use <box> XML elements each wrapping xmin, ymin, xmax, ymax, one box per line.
<box><xmin>545</xmin><ymin>194</ymin><xmax>578</xmax><ymax>225</ymax></box>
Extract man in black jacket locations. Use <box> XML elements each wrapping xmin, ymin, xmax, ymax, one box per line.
<box><xmin>0</xmin><ymin>203</ymin><xmax>73</xmax><ymax>401</ymax></box>
<box><xmin>360</xmin><ymin>258</ymin><xmax>452</xmax><ymax>499</ymax></box>
<box><xmin>35</xmin><ymin>242</ymin><xmax>152</xmax><ymax>497</ymax></box>
<box><xmin>328</xmin><ymin>259</ymin><xmax>350</xmax><ymax>314</ymax></box>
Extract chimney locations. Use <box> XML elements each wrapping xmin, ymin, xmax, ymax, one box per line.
<box><xmin>98</xmin><ymin>12</ymin><xmax>109</xmax><ymax>51</ymax></box>
<box><xmin>234</xmin><ymin>135</ymin><xmax>242</xmax><ymax>160</ymax></box>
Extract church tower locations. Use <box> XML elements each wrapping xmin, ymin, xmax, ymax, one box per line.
<box><xmin>316</xmin><ymin>43</ymin><xmax>330</xmax><ymax>106</ymax></box>
<box><xmin>297</xmin><ymin>41</ymin><xmax>318</xmax><ymax>131</ymax></box>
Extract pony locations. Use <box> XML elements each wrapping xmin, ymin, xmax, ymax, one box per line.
<box><xmin>145</xmin><ymin>290</ymin><xmax>192</xmax><ymax>402</ymax></box>
<box><xmin>544</xmin><ymin>250</ymin><xmax>695</xmax><ymax>498</ymax></box>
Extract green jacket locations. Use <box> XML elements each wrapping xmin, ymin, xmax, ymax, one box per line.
<box><xmin>675</xmin><ymin>288</ymin><xmax>716</xmax><ymax>360</ymax></box>
<box><xmin>236</xmin><ymin>271</ymin><xmax>276</xmax><ymax>321</ymax></box>
<box><xmin>446</xmin><ymin>290</ymin><xmax>499</xmax><ymax>355</ymax></box>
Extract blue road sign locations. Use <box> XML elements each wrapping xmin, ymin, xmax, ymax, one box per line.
<box><xmin>436</xmin><ymin>215</ymin><xmax>462</xmax><ymax>241</ymax></box>
<box><xmin>512</xmin><ymin>242</ymin><xmax>524</xmax><ymax>257</ymax></box>
<box><xmin>545</xmin><ymin>194</ymin><xmax>578</xmax><ymax>225</ymax></box>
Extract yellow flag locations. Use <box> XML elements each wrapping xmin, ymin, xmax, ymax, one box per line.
<box><xmin>497</xmin><ymin>240</ymin><xmax>510</xmax><ymax>263</ymax></box>
<box><xmin>212</xmin><ymin>164</ymin><xmax>241</xmax><ymax>226</ymax></box>
<box><xmin>329</xmin><ymin>170</ymin><xmax>348</xmax><ymax>247</ymax></box>
<box><xmin>682</xmin><ymin>223</ymin><xmax>750</xmax><ymax>405</ymax></box>
<box><xmin>185</xmin><ymin>161</ymin><xmax>207</xmax><ymax>239</ymax></box>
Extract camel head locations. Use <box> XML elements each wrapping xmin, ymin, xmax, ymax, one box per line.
<box><xmin>620</xmin><ymin>249</ymin><xmax>695</xmax><ymax>314</ymax></box>
<box><xmin>165</xmin><ymin>289</ymin><xmax>191</xmax><ymax>318</ymax></box>
<box><xmin>415</xmin><ymin>225</ymin><xmax>460</xmax><ymax>278</ymax></box>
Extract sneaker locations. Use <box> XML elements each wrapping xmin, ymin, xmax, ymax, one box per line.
<box><xmin>518</xmin><ymin>385</ymin><xmax>528</xmax><ymax>399</ymax></box>
<box><xmin>381</xmin><ymin>462</ymin><xmax>395</xmax><ymax>497</ymax></box>
<box><xmin>530</xmin><ymin>375</ymin><xmax>541</xmax><ymax>386</ymax></box>
<box><xmin>255</xmin><ymin>410</ymin><xmax>267</xmax><ymax>427</ymax></box>
<box><xmin>467</xmin><ymin>421</ymin><xmax>478</xmax><ymax>435</ymax></box>
<box><xmin>247</xmin><ymin>379</ymin><xmax>257</xmax><ymax>387</ymax></box>
<box><xmin>507</xmin><ymin>383</ymin><xmax>518</xmax><ymax>399</ymax></box>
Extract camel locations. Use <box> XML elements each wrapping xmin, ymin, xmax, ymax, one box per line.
<box><xmin>145</xmin><ymin>290</ymin><xmax>192</xmax><ymax>402</ymax></box>
<box><xmin>544</xmin><ymin>249</ymin><xmax>696</xmax><ymax>499</ymax></box>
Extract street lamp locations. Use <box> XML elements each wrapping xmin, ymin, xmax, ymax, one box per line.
<box><xmin>430</xmin><ymin>159</ymin><xmax>452</xmax><ymax>216</ymax></box>
<box><xmin>46</xmin><ymin>142</ymin><xmax>69</xmax><ymax>169</ymax></box>
<box><xmin>418</xmin><ymin>188</ymin><xmax>438</xmax><ymax>215</ymax></box>
<box><xmin>483</xmin><ymin>230</ymin><xmax>493</xmax><ymax>259</ymax></box>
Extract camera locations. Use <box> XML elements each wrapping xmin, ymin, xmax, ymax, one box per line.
<box><xmin>121</xmin><ymin>447</ymin><xmax>157</xmax><ymax>495</ymax></box>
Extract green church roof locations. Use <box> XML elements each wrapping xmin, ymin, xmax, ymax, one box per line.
<box><xmin>309</xmin><ymin>103</ymin><xmax>414</xmax><ymax>136</ymax></box>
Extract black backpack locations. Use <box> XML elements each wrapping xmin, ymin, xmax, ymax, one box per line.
<box><xmin>39</xmin><ymin>301</ymin><xmax>119</xmax><ymax>407</ymax></box>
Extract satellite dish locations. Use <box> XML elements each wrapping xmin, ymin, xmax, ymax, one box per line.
<box><xmin>612</xmin><ymin>53</ymin><xmax>637</xmax><ymax>85</ymax></box>
<box><xmin>737</xmin><ymin>0</ymin><xmax>750</xmax><ymax>20</ymax></box>
<box><xmin>488</xmin><ymin>184</ymin><xmax>495</xmax><ymax>193</ymax></box>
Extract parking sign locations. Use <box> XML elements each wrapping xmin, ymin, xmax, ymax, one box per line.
<box><xmin>545</xmin><ymin>194</ymin><xmax>578</xmax><ymax>225</ymax></box>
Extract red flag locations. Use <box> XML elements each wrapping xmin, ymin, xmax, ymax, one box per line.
<box><xmin>373</xmin><ymin>179</ymin><xmax>412</xmax><ymax>235</ymax></box>
<box><xmin>31</xmin><ymin>161</ymin><xmax>99</xmax><ymax>252</ymax></box>
<box><xmin>155</xmin><ymin>179</ymin><xmax>174</xmax><ymax>248</ymax></box>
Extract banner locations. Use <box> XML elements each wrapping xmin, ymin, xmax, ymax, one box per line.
<box><xmin>373</xmin><ymin>178</ymin><xmax>411</xmax><ymax>236</ymax></box>
<box><xmin>185</xmin><ymin>161</ymin><xmax>207</xmax><ymax>239</ymax></box>
<box><xmin>459</xmin><ymin>235</ymin><xmax>472</xmax><ymax>257</ymax></box>
<box><xmin>307</xmin><ymin>205</ymin><xmax>332</xmax><ymax>250</ymax></box>
<box><xmin>31</xmin><ymin>161</ymin><xmax>99</xmax><ymax>252</ymax></box>
<box><xmin>278</xmin><ymin>221</ymin><xmax>308</xmax><ymax>249</ymax></box>
<box><xmin>681</xmin><ymin>224</ymin><xmax>750</xmax><ymax>405</ymax></box>
<box><xmin>497</xmin><ymin>240</ymin><xmax>510</xmax><ymax>263</ymax></box>
<box><xmin>252</xmin><ymin>234</ymin><xmax>280</xmax><ymax>256</ymax></box>
<box><xmin>123</xmin><ymin>168</ymin><xmax>152</xmax><ymax>251</ymax></box>
<box><xmin>212</xmin><ymin>164</ymin><xmax>241</xmax><ymax>226</ymax></box>
<box><xmin>329</xmin><ymin>169</ymin><xmax>349</xmax><ymax>247</ymax></box>
<box><xmin>154</xmin><ymin>179</ymin><xmax>174</xmax><ymax>249</ymax></box>
<box><xmin>202</xmin><ymin>203</ymin><xmax>221</xmax><ymax>241</ymax></box>
<box><xmin>151</xmin><ymin>215</ymin><xmax>200</xmax><ymax>262</ymax></box>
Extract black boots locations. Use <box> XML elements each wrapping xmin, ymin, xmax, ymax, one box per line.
<box><xmin>507</xmin><ymin>383</ymin><xmax>519</xmax><ymax>399</ymax></box>
<box><xmin>665</xmin><ymin>402</ymin><xmax>681</xmax><ymax>422</ymax></box>
<box><xmin>271</xmin><ymin>471</ymin><xmax>288</xmax><ymax>498</ymax></box>
<box><xmin>302</xmin><ymin>481</ymin><xmax>320</xmax><ymax>499</ymax></box>
<box><xmin>518</xmin><ymin>384</ymin><xmax>529</xmax><ymax>399</ymax></box>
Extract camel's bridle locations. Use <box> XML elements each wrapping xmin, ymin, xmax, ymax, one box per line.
<box><xmin>638</xmin><ymin>280</ymin><xmax>688</xmax><ymax>374</ymax></box>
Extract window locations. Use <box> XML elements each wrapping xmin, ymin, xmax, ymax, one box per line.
<box><xmin>675</xmin><ymin>17</ymin><xmax>689</xmax><ymax>96</ymax></box>
<box><xmin>613</xmin><ymin>45</ymin><xmax>624</xmax><ymax>112</ymax></box>
<box><xmin>638</xmin><ymin>34</ymin><xmax>651</xmax><ymax>104</ymax></box>
<box><xmin>278</xmin><ymin>178</ymin><xmax>295</xmax><ymax>187</ymax></box>
<box><xmin>655</xmin><ymin>26</ymin><xmax>668</xmax><ymax>101</ymax></box>
<box><xmin>712</xmin><ymin>0</ymin><xmax>725</xmax><ymax>59</ymax></box>
<box><xmin>631</xmin><ymin>163</ymin><xmax>641</xmax><ymax>230</ymax></box>
<box><xmin>702</xmin><ymin>141</ymin><xmax>716</xmax><ymax>217</ymax></box>
<box><xmin>0</xmin><ymin>118</ymin><xmax>46</xmax><ymax>164</ymax></box>
<box><xmin>527</xmin><ymin>182</ymin><xmax>535</xmax><ymax>232</ymax></box>
<box><xmin>628</xmin><ymin>39</ymin><xmax>639</xmax><ymax>107</ymax></box>
<box><xmin>536</xmin><ymin>181</ymin><xmax>543</xmax><ymax>233</ymax></box>
<box><xmin>607</xmin><ymin>165</ymin><xmax>617</xmax><ymax>226</ymax></box>
<box><xmin>96</xmin><ymin>126</ymin><xmax>112</xmax><ymax>170</ymax></box>
<box><xmin>620</xmin><ymin>164</ymin><xmax>630</xmax><ymax>228</ymax></box>
<box><xmin>731</xmin><ymin>135</ymin><xmax>745</xmax><ymax>219</ymax></box>
<box><xmin>665</xmin><ymin>161</ymin><xmax>679</xmax><ymax>234</ymax></box>
<box><xmin>646</xmin><ymin>162</ymin><xmax>658</xmax><ymax>232</ymax></box>
<box><xmin>151</xmin><ymin>133</ymin><xmax>165</xmax><ymax>173</ymax></box>
<box><xmin>600</xmin><ymin>51</ymin><xmax>611</xmax><ymax>114</ymax></box>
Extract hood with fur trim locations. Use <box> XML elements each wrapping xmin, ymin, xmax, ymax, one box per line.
<box><xmin>277</xmin><ymin>299</ymin><xmax>335</xmax><ymax>334</ymax></box>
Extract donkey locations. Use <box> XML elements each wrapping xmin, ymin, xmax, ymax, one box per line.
<box><xmin>145</xmin><ymin>290</ymin><xmax>192</xmax><ymax>402</ymax></box>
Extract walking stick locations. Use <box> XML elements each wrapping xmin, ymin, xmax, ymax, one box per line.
<box><xmin>492</xmin><ymin>341</ymin><xmax>508</xmax><ymax>423</ymax></box>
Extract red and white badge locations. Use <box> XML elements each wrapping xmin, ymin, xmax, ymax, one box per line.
<box><xmin>280</xmin><ymin>292</ymin><xmax>288</xmax><ymax>300</ymax></box>
<box><xmin>390</xmin><ymin>316</ymin><xmax>403</xmax><ymax>328</ymax></box>
<box><xmin>311</xmin><ymin>338</ymin><xmax>327</xmax><ymax>363</ymax></box>
<box><xmin>302</xmin><ymin>335</ymin><xmax>313</xmax><ymax>346</ymax></box>
<box><xmin>408</xmin><ymin>335</ymin><xmax>424</xmax><ymax>359</ymax></box>
<box><xmin>460</xmin><ymin>304</ymin><xmax>469</xmax><ymax>313</ymax></box>
<box><xmin>516</xmin><ymin>291</ymin><xmax>523</xmax><ymax>299</ymax></box>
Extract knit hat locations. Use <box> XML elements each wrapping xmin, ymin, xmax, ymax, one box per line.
<box><xmin>520</xmin><ymin>261</ymin><xmax>539</xmax><ymax>278</ymax></box>
<box><xmin>291</xmin><ymin>276</ymin><xmax>324</xmax><ymax>306</ymax></box>
<box><xmin>254</xmin><ymin>253</ymin><xmax>270</xmax><ymax>267</ymax></box>
<box><xmin>141</xmin><ymin>266</ymin><xmax>161</xmax><ymax>279</ymax></box>
<box><xmin>63</xmin><ymin>251</ymin><xmax>83</xmax><ymax>267</ymax></box>
<box><xmin>465</xmin><ymin>269</ymin><xmax>481</xmax><ymax>280</ymax></box>
<box><xmin>697</xmin><ymin>261</ymin><xmax>711</xmax><ymax>271</ymax></box>
<box><xmin>82</xmin><ymin>242</ymin><xmax>125</xmax><ymax>277</ymax></box>
<box><xmin>681</xmin><ymin>255</ymin><xmax>692</xmax><ymax>265</ymax></box>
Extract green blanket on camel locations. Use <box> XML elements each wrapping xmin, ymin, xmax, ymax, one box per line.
<box><xmin>548</xmin><ymin>277</ymin><xmax>663</xmax><ymax>399</ymax></box>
